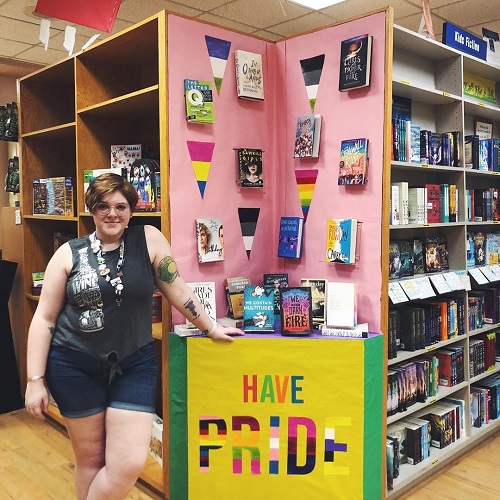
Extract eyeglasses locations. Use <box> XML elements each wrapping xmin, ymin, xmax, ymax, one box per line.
<box><xmin>94</xmin><ymin>202</ymin><xmax>130</xmax><ymax>216</ymax></box>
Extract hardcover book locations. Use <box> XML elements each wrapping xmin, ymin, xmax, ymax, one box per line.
<box><xmin>125</xmin><ymin>159</ymin><xmax>161</xmax><ymax>212</ymax></box>
<box><xmin>424</xmin><ymin>237</ymin><xmax>441</xmax><ymax>273</ymax></box>
<box><xmin>264</xmin><ymin>273</ymin><xmax>289</xmax><ymax>317</ymax></box>
<box><xmin>234</xmin><ymin>50</ymin><xmax>264</xmax><ymax>100</ymax></box>
<box><xmin>186</xmin><ymin>281</ymin><xmax>216</xmax><ymax>328</ymax></box>
<box><xmin>278</xmin><ymin>216</ymin><xmax>304</xmax><ymax>259</ymax></box>
<box><xmin>237</xmin><ymin>148</ymin><xmax>263</xmax><ymax>187</ymax></box>
<box><xmin>338</xmin><ymin>138</ymin><xmax>369</xmax><ymax>185</ymax></box>
<box><xmin>325</xmin><ymin>281</ymin><xmax>358</xmax><ymax>328</ymax></box>
<box><xmin>301</xmin><ymin>278</ymin><xmax>327</xmax><ymax>324</ymax></box>
<box><xmin>184</xmin><ymin>79</ymin><xmax>214</xmax><ymax>124</ymax></box>
<box><xmin>339</xmin><ymin>34</ymin><xmax>373</xmax><ymax>91</ymax></box>
<box><xmin>280</xmin><ymin>286</ymin><xmax>314</xmax><ymax>336</ymax></box>
<box><xmin>325</xmin><ymin>218</ymin><xmax>357</xmax><ymax>264</ymax></box>
<box><xmin>224</xmin><ymin>276</ymin><xmax>251</xmax><ymax>319</ymax></box>
<box><xmin>293</xmin><ymin>114</ymin><xmax>322</xmax><ymax>158</ymax></box>
<box><xmin>196</xmin><ymin>217</ymin><xmax>224</xmax><ymax>263</ymax></box>
<box><xmin>110</xmin><ymin>144</ymin><xmax>141</xmax><ymax>171</ymax></box>
<box><xmin>242</xmin><ymin>285</ymin><xmax>275</xmax><ymax>332</ymax></box>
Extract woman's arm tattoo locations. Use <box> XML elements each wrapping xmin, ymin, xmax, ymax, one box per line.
<box><xmin>184</xmin><ymin>298</ymin><xmax>200</xmax><ymax>321</ymax></box>
<box><xmin>158</xmin><ymin>256</ymin><xmax>180</xmax><ymax>284</ymax></box>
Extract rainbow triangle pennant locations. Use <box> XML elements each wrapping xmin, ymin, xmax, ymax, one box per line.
<box><xmin>187</xmin><ymin>141</ymin><xmax>215</xmax><ymax>198</ymax></box>
<box><xmin>205</xmin><ymin>35</ymin><xmax>231</xmax><ymax>95</ymax></box>
<box><xmin>295</xmin><ymin>169</ymin><xmax>318</xmax><ymax>220</ymax></box>
<box><xmin>300</xmin><ymin>54</ymin><xmax>325</xmax><ymax>112</ymax></box>
<box><xmin>238</xmin><ymin>207</ymin><xmax>260</xmax><ymax>258</ymax></box>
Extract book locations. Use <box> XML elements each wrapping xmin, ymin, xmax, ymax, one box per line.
<box><xmin>186</xmin><ymin>281</ymin><xmax>216</xmax><ymax>328</ymax></box>
<box><xmin>338</xmin><ymin>138</ymin><xmax>369</xmax><ymax>185</ymax></box>
<box><xmin>173</xmin><ymin>325</ymin><xmax>204</xmax><ymax>337</ymax></box>
<box><xmin>264</xmin><ymin>273</ymin><xmax>289</xmax><ymax>317</ymax></box>
<box><xmin>321</xmin><ymin>323</ymin><xmax>368</xmax><ymax>338</ymax></box>
<box><xmin>110</xmin><ymin>144</ymin><xmax>141</xmax><ymax>172</ymax></box>
<box><xmin>149</xmin><ymin>414</ymin><xmax>163</xmax><ymax>467</ymax></box>
<box><xmin>234</xmin><ymin>50</ymin><xmax>264</xmax><ymax>100</ymax></box>
<box><xmin>278</xmin><ymin>216</ymin><xmax>304</xmax><ymax>259</ymax></box>
<box><xmin>280</xmin><ymin>287</ymin><xmax>314</xmax><ymax>336</ymax></box>
<box><xmin>224</xmin><ymin>277</ymin><xmax>251</xmax><ymax>319</ymax></box>
<box><xmin>325</xmin><ymin>218</ymin><xmax>357</xmax><ymax>264</ymax></box>
<box><xmin>293</xmin><ymin>114</ymin><xmax>322</xmax><ymax>158</ymax></box>
<box><xmin>237</xmin><ymin>148</ymin><xmax>263</xmax><ymax>187</ymax></box>
<box><xmin>125</xmin><ymin>159</ymin><xmax>161</xmax><ymax>212</ymax></box>
<box><xmin>196</xmin><ymin>218</ymin><xmax>224</xmax><ymax>263</ymax></box>
<box><xmin>242</xmin><ymin>285</ymin><xmax>275</xmax><ymax>332</ymax></box>
<box><xmin>390</xmin><ymin>184</ymin><xmax>400</xmax><ymax>225</ymax></box>
<box><xmin>463</xmin><ymin>72</ymin><xmax>496</xmax><ymax>104</ymax></box>
<box><xmin>217</xmin><ymin>317</ymin><xmax>244</xmax><ymax>328</ymax></box>
<box><xmin>338</xmin><ymin>34</ymin><xmax>373</xmax><ymax>91</ymax></box>
<box><xmin>325</xmin><ymin>281</ymin><xmax>358</xmax><ymax>328</ymax></box>
<box><xmin>184</xmin><ymin>79</ymin><xmax>214</xmax><ymax>124</ymax></box>
<box><xmin>389</xmin><ymin>240</ymin><xmax>401</xmax><ymax>279</ymax></box>
<box><xmin>410</xmin><ymin>124</ymin><xmax>421</xmax><ymax>163</ymax></box>
<box><xmin>301</xmin><ymin>278</ymin><xmax>327</xmax><ymax>325</ymax></box>
<box><xmin>53</xmin><ymin>232</ymin><xmax>76</xmax><ymax>252</ymax></box>
<box><xmin>392</xmin><ymin>182</ymin><xmax>408</xmax><ymax>225</ymax></box>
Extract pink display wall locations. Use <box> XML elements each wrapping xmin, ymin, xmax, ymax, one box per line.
<box><xmin>167</xmin><ymin>12</ymin><xmax>388</xmax><ymax>331</ymax></box>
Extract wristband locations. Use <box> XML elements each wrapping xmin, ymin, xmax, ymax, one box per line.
<box><xmin>206</xmin><ymin>320</ymin><xmax>219</xmax><ymax>338</ymax></box>
<box><xmin>27</xmin><ymin>375</ymin><xmax>45</xmax><ymax>382</ymax></box>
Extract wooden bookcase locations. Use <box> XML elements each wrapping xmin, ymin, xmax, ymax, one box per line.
<box><xmin>18</xmin><ymin>11</ymin><xmax>168</xmax><ymax>497</ymax></box>
<box><xmin>387</xmin><ymin>24</ymin><xmax>500</xmax><ymax>497</ymax></box>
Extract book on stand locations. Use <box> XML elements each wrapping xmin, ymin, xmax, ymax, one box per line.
<box><xmin>338</xmin><ymin>138</ymin><xmax>369</xmax><ymax>185</ymax></box>
<box><xmin>280</xmin><ymin>286</ymin><xmax>314</xmax><ymax>336</ymax></box>
<box><xmin>325</xmin><ymin>281</ymin><xmax>358</xmax><ymax>328</ymax></box>
<box><xmin>185</xmin><ymin>281</ymin><xmax>216</xmax><ymax>328</ymax></box>
<box><xmin>339</xmin><ymin>34</ymin><xmax>373</xmax><ymax>91</ymax></box>
<box><xmin>110</xmin><ymin>144</ymin><xmax>141</xmax><ymax>171</ymax></box>
<box><xmin>242</xmin><ymin>285</ymin><xmax>275</xmax><ymax>332</ymax></box>
<box><xmin>278</xmin><ymin>216</ymin><xmax>304</xmax><ymax>259</ymax></box>
<box><xmin>224</xmin><ymin>277</ymin><xmax>251</xmax><ymax>319</ymax></box>
<box><xmin>184</xmin><ymin>79</ymin><xmax>214</xmax><ymax>124</ymax></box>
<box><xmin>325</xmin><ymin>218</ymin><xmax>357</xmax><ymax>264</ymax></box>
<box><xmin>300</xmin><ymin>278</ymin><xmax>327</xmax><ymax>325</ymax></box>
<box><xmin>196</xmin><ymin>217</ymin><xmax>224</xmax><ymax>263</ymax></box>
<box><xmin>234</xmin><ymin>50</ymin><xmax>264</xmax><ymax>100</ymax></box>
<box><xmin>293</xmin><ymin>114</ymin><xmax>322</xmax><ymax>158</ymax></box>
<box><xmin>264</xmin><ymin>273</ymin><xmax>289</xmax><ymax>317</ymax></box>
<box><xmin>237</xmin><ymin>148</ymin><xmax>263</xmax><ymax>187</ymax></box>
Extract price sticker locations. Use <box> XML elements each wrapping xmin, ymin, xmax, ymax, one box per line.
<box><xmin>443</xmin><ymin>91</ymin><xmax>450</xmax><ymax>97</ymax></box>
<box><xmin>400</xmin><ymin>80</ymin><xmax>410</xmax><ymax>85</ymax></box>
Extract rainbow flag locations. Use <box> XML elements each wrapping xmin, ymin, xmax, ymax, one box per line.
<box><xmin>295</xmin><ymin>169</ymin><xmax>318</xmax><ymax>220</ymax></box>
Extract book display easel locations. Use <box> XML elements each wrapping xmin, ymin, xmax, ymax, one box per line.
<box><xmin>17</xmin><ymin>6</ymin><xmax>498</xmax><ymax>500</ymax></box>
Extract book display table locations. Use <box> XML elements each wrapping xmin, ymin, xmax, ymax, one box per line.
<box><xmin>169</xmin><ymin>332</ymin><xmax>383</xmax><ymax>499</ymax></box>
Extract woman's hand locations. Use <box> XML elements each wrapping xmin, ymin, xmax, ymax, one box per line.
<box><xmin>25</xmin><ymin>379</ymin><xmax>49</xmax><ymax>420</ymax></box>
<box><xmin>209</xmin><ymin>326</ymin><xmax>245</xmax><ymax>343</ymax></box>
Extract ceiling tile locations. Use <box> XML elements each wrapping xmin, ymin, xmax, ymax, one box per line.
<box><xmin>163</xmin><ymin>1</ymin><xmax>203</xmax><ymax>17</ymax></box>
<box><xmin>49</xmin><ymin>31</ymin><xmax>100</xmax><ymax>55</ymax></box>
<box><xmin>175</xmin><ymin>0</ymin><xmax>234</xmax><ymax>10</ymax></box>
<box><xmin>0</xmin><ymin>0</ymin><xmax>42</xmax><ymax>24</ymax></box>
<box><xmin>0</xmin><ymin>38</ymin><xmax>33</xmax><ymax>57</ymax></box>
<box><xmin>405</xmin><ymin>0</ymin><xmax>467</xmax><ymax>8</ymax></box>
<box><xmin>210</xmin><ymin>0</ymin><xmax>311</xmax><ymax>30</ymax></box>
<box><xmin>395</xmin><ymin>12</ymin><xmax>448</xmax><ymax>38</ymax></box>
<box><xmin>1</xmin><ymin>18</ymin><xmax>41</xmax><ymax>44</ymax></box>
<box><xmin>13</xmin><ymin>44</ymin><xmax>69</xmax><ymax>65</ymax></box>
<box><xmin>434</xmin><ymin>0</ymin><xmax>500</xmax><ymax>31</ymax></box>
<box><xmin>269</xmin><ymin>12</ymin><xmax>335</xmax><ymax>37</ymax></box>
<box><xmin>117</xmin><ymin>0</ymin><xmax>167</xmax><ymax>22</ymax></box>
<box><xmin>251</xmin><ymin>30</ymin><xmax>282</xmax><ymax>42</ymax></box>
<box><xmin>320</xmin><ymin>0</ymin><xmax>420</xmax><ymax>19</ymax></box>
<box><xmin>197</xmin><ymin>12</ymin><xmax>256</xmax><ymax>33</ymax></box>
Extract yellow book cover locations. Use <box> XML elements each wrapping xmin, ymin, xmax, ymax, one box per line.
<box><xmin>463</xmin><ymin>72</ymin><xmax>496</xmax><ymax>103</ymax></box>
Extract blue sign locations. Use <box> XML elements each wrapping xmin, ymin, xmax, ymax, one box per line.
<box><xmin>442</xmin><ymin>22</ymin><xmax>487</xmax><ymax>61</ymax></box>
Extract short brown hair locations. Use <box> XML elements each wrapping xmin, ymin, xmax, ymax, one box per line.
<box><xmin>85</xmin><ymin>173</ymin><xmax>138</xmax><ymax>212</ymax></box>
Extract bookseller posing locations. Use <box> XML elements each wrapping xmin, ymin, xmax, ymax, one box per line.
<box><xmin>25</xmin><ymin>173</ymin><xmax>244</xmax><ymax>500</ymax></box>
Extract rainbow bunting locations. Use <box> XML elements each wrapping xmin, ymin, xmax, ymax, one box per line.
<box><xmin>300</xmin><ymin>54</ymin><xmax>325</xmax><ymax>112</ymax></box>
<box><xmin>295</xmin><ymin>169</ymin><xmax>318</xmax><ymax>220</ymax></box>
<box><xmin>205</xmin><ymin>35</ymin><xmax>231</xmax><ymax>95</ymax></box>
<box><xmin>238</xmin><ymin>207</ymin><xmax>260</xmax><ymax>258</ymax></box>
<box><xmin>187</xmin><ymin>141</ymin><xmax>215</xmax><ymax>198</ymax></box>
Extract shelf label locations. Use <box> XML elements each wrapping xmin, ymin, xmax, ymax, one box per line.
<box><xmin>400</xmin><ymin>80</ymin><xmax>410</xmax><ymax>85</ymax></box>
<box><xmin>426</xmin><ymin>345</ymin><xmax>437</xmax><ymax>352</ymax></box>
<box><xmin>443</xmin><ymin>91</ymin><xmax>450</xmax><ymax>97</ymax></box>
<box><xmin>431</xmin><ymin>459</ymin><xmax>439</xmax><ymax>466</ymax></box>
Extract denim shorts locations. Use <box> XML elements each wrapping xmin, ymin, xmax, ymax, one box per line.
<box><xmin>45</xmin><ymin>342</ymin><xmax>158</xmax><ymax>418</ymax></box>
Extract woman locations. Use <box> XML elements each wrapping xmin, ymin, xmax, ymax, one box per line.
<box><xmin>198</xmin><ymin>222</ymin><xmax>211</xmax><ymax>255</ymax></box>
<box><xmin>24</xmin><ymin>173</ymin><xmax>243</xmax><ymax>499</ymax></box>
<box><xmin>241</xmin><ymin>161</ymin><xmax>263</xmax><ymax>187</ymax></box>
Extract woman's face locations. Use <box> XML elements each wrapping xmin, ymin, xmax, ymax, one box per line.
<box><xmin>92</xmin><ymin>190</ymin><xmax>131</xmax><ymax>243</ymax></box>
<box><xmin>248</xmin><ymin>163</ymin><xmax>258</xmax><ymax>174</ymax></box>
<box><xmin>200</xmin><ymin>229</ymin><xmax>208</xmax><ymax>249</ymax></box>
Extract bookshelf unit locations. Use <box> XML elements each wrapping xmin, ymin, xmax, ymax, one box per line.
<box><xmin>18</xmin><ymin>12</ymin><xmax>168</xmax><ymax>497</ymax></box>
<box><xmin>388</xmin><ymin>25</ymin><xmax>500</xmax><ymax>497</ymax></box>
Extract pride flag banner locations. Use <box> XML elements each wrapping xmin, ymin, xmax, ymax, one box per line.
<box><xmin>238</xmin><ymin>207</ymin><xmax>260</xmax><ymax>258</ymax></box>
<box><xmin>169</xmin><ymin>333</ymin><xmax>383</xmax><ymax>500</ymax></box>
<box><xmin>187</xmin><ymin>141</ymin><xmax>215</xmax><ymax>198</ymax></box>
<box><xmin>300</xmin><ymin>54</ymin><xmax>325</xmax><ymax>112</ymax></box>
<box><xmin>205</xmin><ymin>36</ymin><xmax>231</xmax><ymax>95</ymax></box>
<box><xmin>295</xmin><ymin>169</ymin><xmax>318</xmax><ymax>220</ymax></box>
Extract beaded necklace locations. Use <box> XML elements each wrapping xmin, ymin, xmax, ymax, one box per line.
<box><xmin>90</xmin><ymin>232</ymin><xmax>125</xmax><ymax>306</ymax></box>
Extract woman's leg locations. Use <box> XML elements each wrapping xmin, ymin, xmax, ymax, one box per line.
<box><xmin>64</xmin><ymin>412</ymin><xmax>106</xmax><ymax>500</ymax></box>
<box><xmin>86</xmin><ymin>408</ymin><xmax>154</xmax><ymax>500</ymax></box>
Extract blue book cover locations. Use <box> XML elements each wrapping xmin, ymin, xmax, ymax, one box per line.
<box><xmin>242</xmin><ymin>285</ymin><xmax>275</xmax><ymax>332</ymax></box>
<box><xmin>325</xmin><ymin>218</ymin><xmax>357</xmax><ymax>264</ymax></box>
<box><xmin>278</xmin><ymin>217</ymin><xmax>304</xmax><ymax>259</ymax></box>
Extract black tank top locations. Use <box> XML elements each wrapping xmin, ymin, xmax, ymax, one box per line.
<box><xmin>53</xmin><ymin>225</ymin><xmax>155</xmax><ymax>364</ymax></box>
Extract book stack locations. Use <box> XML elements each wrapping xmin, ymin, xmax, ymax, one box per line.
<box><xmin>32</xmin><ymin>177</ymin><xmax>75</xmax><ymax>217</ymax></box>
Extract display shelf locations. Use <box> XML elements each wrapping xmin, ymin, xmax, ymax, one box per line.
<box><xmin>470</xmin><ymin>363</ymin><xmax>500</xmax><ymax>384</ymax></box>
<box><xmin>469</xmin><ymin>323</ymin><xmax>500</xmax><ymax>337</ymax></box>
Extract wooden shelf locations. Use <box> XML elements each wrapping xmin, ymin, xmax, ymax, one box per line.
<box><xmin>22</xmin><ymin>122</ymin><xmax>76</xmax><ymax>139</ymax></box>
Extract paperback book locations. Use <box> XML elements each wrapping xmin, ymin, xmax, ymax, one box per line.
<box><xmin>338</xmin><ymin>34</ymin><xmax>373</xmax><ymax>91</ymax></box>
<box><xmin>338</xmin><ymin>138</ymin><xmax>369</xmax><ymax>185</ymax></box>
<box><xmin>110</xmin><ymin>144</ymin><xmax>141</xmax><ymax>171</ymax></box>
<box><xmin>234</xmin><ymin>50</ymin><xmax>264</xmax><ymax>100</ymax></box>
<box><xmin>280</xmin><ymin>287</ymin><xmax>314</xmax><ymax>336</ymax></box>
<box><xmin>325</xmin><ymin>218</ymin><xmax>357</xmax><ymax>264</ymax></box>
<box><xmin>278</xmin><ymin>216</ymin><xmax>304</xmax><ymax>259</ymax></box>
<box><xmin>325</xmin><ymin>281</ymin><xmax>358</xmax><ymax>328</ymax></box>
<box><xmin>293</xmin><ymin>114</ymin><xmax>322</xmax><ymax>158</ymax></box>
<box><xmin>196</xmin><ymin>217</ymin><xmax>224</xmax><ymax>263</ymax></box>
<box><xmin>237</xmin><ymin>148</ymin><xmax>263</xmax><ymax>187</ymax></box>
<box><xmin>300</xmin><ymin>278</ymin><xmax>327</xmax><ymax>325</ymax></box>
<box><xmin>264</xmin><ymin>273</ymin><xmax>289</xmax><ymax>317</ymax></box>
<box><xmin>242</xmin><ymin>285</ymin><xmax>275</xmax><ymax>332</ymax></box>
<box><xmin>184</xmin><ymin>79</ymin><xmax>214</xmax><ymax>124</ymax></box>
<box><xmin>225</xmin><ymin>276</ymin><xmax>251</xmax><ymax>319</ymax></box>
<box><xmin>185</xmin><ymin>281</ymin><xmax>216</xmax><ymax>328</ymax></box>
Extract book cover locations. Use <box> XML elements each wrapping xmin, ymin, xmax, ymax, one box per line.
<box><xmin>293</xmin><ymin>114</ymin><xmax>322</xmax><ymax>158</ymax></box>
<box><xmin>301</xmin><ymin>278</ymin><xmax>327</xmax><ymax>324</ymax></box>
<box><xmin>110</xmin><ymin>144</ymin><xmax>141</xmax><ymax>171</ymax></box>
<box><xmin>425</xmin><ymin>184</ymin><xmax>441</xmax><ymax>223</ymax></box>
<box><xmin>237</xmin><ymin>148</ymin><xmax>263</xmax><ymax>187</ymax></box>
<box><xmin>474</xmin><ymin>232</ymin><xmax>485</xmax><ymax>265</ymax></box>
<box><xmin>429</xmin><ymin>133</ymin><xmax>443</xmax><ymax>165</ymax></box>
<box><xmin>389</xmin><ymin>240</ymin><xmax>401</xmax><ymax>279</ymax></box>
<box><xmin>242</xmin><ymin>285</ymin><xmax>275</xmax><ymax>332</ymax></box>
<box><xmin>196</xmin><ymin>217</ymin><xmax>224</xmax><ymax>263</ymax></box>
<box><xmin>397</xmin><ymin>239</ymin><xmax>414</xmax><ymax>277</ymax></box>
<box><xmin>339</xmin><ymin>34</ymin><xmax>373</xmax><ymax>91</ymax></box>
<box><xmin>186</xmin><ymin>281</ymin><xmax>216</xmax><ymax>328</ymax></box>
<box><xmin>325</xmin><ymin>218</ymin><xmax>357</xmax><ymax>264</ymax></box>
<box><xmin>424</xmin><ymin>237</ymin><xmax>441</xmax><ymax>273</ymax></box>
<box><xmin>234</xmin><ymin>50</ymin><xmax>264</xmax><ymax>100</ymax></box>
<box><xmin>225</xmin><ymin>277</ymin><xmax>251</xmax><ymax>319</ymax></box>
<box><xmin>46</xmin><ymin>177</ymin><xmax>66</xmax><ymax>216</ymax></box>
<box><xmin>278</xmin><ymin>216</ymin><xmax>304</xmax><ymax>259</ymax></box>
<box><xmin>184</xmin><ymin>79</ymin><xmax>214</xmax><ymax>124</ymax></box>
<box><xmin>463</xmin><ymin>71</ymin><xmax>496</xmax><ymax>104</ymax></box>
<box><xmin>338</xmin><ymin>138</ymin><xmax>369</xmax><ymax>185</ymax></box>
<box><xmin>280</xmin><ymin>287</ymin><xmax>314</xmax><ymax>336</ymax></box>
<box><xmin>125</xmin><ymin>159</ymin><xmax>161</xmax><ymax>212</ymax></box>
<box><xmin>410</xmin><ymin>124</ymin><xmax>421</xmax><ymax>163</ymax></box>
<box><xmin>264</xmin><ymin>273</ymin><xmax>289</xmax><ymax>316</ymax></box>
<box><xmin>325</xmin><ymin>281</ymin><xmax>358</xmax><ymax>328</ymax></box>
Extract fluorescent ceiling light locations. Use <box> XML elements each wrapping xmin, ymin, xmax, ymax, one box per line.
<box><xmin>289</xmin><ymin>0</ymin><xmax>347</xmax><ymax>9</ymax></box>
